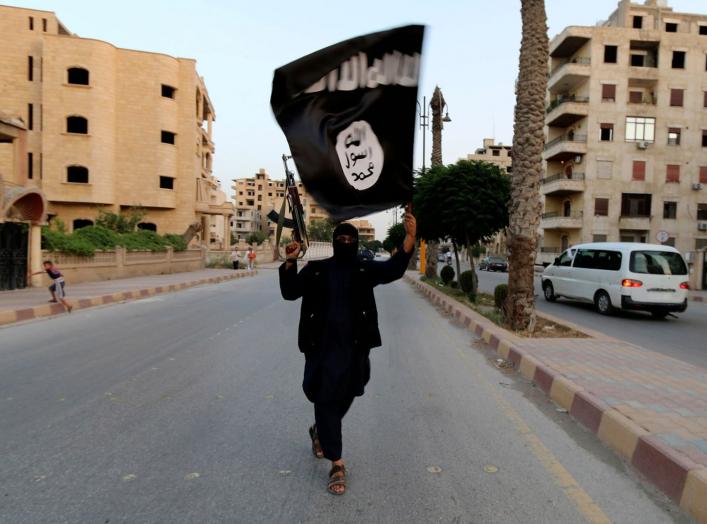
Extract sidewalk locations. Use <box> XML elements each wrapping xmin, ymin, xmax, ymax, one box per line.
<box><xmin>406</xmin><ymin>274</ymin><xmax>707</xmax><ymax>522</ymax></box>
<box><xmin>0</xmin><ymin>269</ymin><xmax>255</xmax><ymax>326</ymax></box>
<box><xmin>691</xmin><ymin>290</ymin><xmax>707</xmax><ymax>303</ymax></box>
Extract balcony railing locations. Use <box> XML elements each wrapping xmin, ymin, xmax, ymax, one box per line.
<box><xmin>546</xmin><ymin>95</ymin><xmax>590</xmax><ymax>114</ymax></box>
<box><xmin>548</xmin><ymin>57</ymin><xmax>591</xmax><ymax>78</ymax></box>
<box><xmin>544</xmin><ymin>134</ymin><xmax>587</xmax><ymax>150</ymax></box>
<box><xmin>540</xmin><ymin>247</ymin><xmax>561</xmax><ymax>253</ymax></box>
<box><xmin>542</xmin><ymin>212</ymin><xmax>582</xmax><ymax>219</ymax></box>
<box><xmin>541</xmin><ymin>172</ymin><xmax>585</xmax><ymax>184</ymax></box>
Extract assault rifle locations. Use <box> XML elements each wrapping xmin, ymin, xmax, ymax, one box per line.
<box><xmin>267</xmin><ymin>154</ymin><xmax>309</xmax><ymax>260</ymax></box>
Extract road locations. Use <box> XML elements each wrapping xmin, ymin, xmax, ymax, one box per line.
<box><xmin>0</xmin><ymin>271</ymin><xmax>690</xmax><ymax>523</ymax></box>
<box><xmin>438</xmin><ymin>260</ymin><xmax>707</xmax><ymax>370</ymax></box>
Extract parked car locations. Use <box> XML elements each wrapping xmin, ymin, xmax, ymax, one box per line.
<box><xmin>358</xmin><ymin>248</ymin><xmax>375</xmax><ymax>261</ymax></box>
<box><xmin>479</xmin><ymin>256</ymin><xmax>508</xmax><ymax>272</ymax></box>
<box><xmin>541</xmin><ymin>243</ymin><xmax>689</xmax><ymax>318</ymax></box>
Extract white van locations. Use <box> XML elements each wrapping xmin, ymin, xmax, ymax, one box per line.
<box><xmin>541</xmin><ymin>243</ymin><xmax>689</xmax><ymax>318</ymax></box>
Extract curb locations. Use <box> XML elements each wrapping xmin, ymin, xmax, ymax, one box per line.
<box><xmin>691</xmin><ymin>294</ymin><xmax>705</xmax><ymax>303</ymax></box>
<box><xmin>405</xmin><ymin>275</ymin><xmax>707</xmax><ymax>523</ymax></box>
<box><xmin>0</xmin><ymin>270</ymin><xmax>257</xmax><ymax>327</ymax></box>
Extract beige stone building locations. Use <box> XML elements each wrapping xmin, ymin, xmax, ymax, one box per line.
<box><xmin>346</xmin><ymin>219</ymin><xmax>375</xmax><ymax>242</ymax></box>
<box><xmin>466</xmin><ymin>138</ymin><xmax>513</xmax><ymax>174</ymax></box>
<box><xmin>231</xmin><ymin>169</ymin><xmax>375</xmax><ymax>241</ymax></box>
<box><xmin>541</xmin><ymin>0</ymin><xmax>707</xmax><ymax>263</ymax></box>
<box><xmin>0</xmin><ymin>5</ymin><xmax>232</xmax><ymax>253</ymax></box>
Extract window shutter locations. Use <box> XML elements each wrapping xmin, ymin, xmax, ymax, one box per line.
<box><xmin>632</xmin><ymin>160</ymin><xmax>646</xmax><ymax>181</ymax></box>
<box><xmin>595</xmin><ymin>198</ymin><xmax>609</xmax><ymax>216</ymax></box>
<box><xmin>629</xmin><ymin>91</ymin><xmax>642</xmax><ymax>103</ymax></box>
<box><xmin>670</xmin><ymin>89</ymin><xmax>684</xmax><ymax>107</ymax></box>
<box><xmin>666</xmin><ymin>164</ymin><xmax>680</xmax><ymax>183</ymax></box>
<box><xmin>700</xmin><ymin>166</ymin><xmax>707</xmax><ymax>184</ymax></box>
<box><xmin>602</xmin><ymin>84</ymin><xmax>616</xmax><ymax>100</ymax></box>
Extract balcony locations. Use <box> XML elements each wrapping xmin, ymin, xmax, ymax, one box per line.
<box><xmin>546</xmin><ymin>96</ymin><xmax>589</xmax><ymax>128</ymax></box>
<box><xmin>543</xmin><ymin>134</ymin><xmax>587</xmax><ymax>162</ymax></box>
<box><xmin>541</xmin><ymin>212</ymin><xmax>583</xmax><ymax>230</ymax></box>
<box><xmin>548</xmin><ymin>57</ymin><xmax>591</xmax><ymax>94</ymax></box>
<box><xmin>550</xmin><ymin>27</ymin><xmax>592</xmax><ymax>58</ymax></box>
<box><xmin>541</xmin><ymin>172</ymin><xmax>585</xmax><ymax>196</ymax></box>
<box><xmin>619</xmin><ymin>215</ymin><xmax>651</xmax><ymax>230</ymax></box>
<box><xmin>627</xmin><ymin>66</ymin><xmax>659</xmax><ymax>82</ymax></box>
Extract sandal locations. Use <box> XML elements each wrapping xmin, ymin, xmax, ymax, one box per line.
<box><xmin>308</xmin><ymin>425</ymin><xmax>324</xmax><ymax>459</ymax></box>
<box><xmin>327</xmin><ymin>464</ymin><xmax>346</xmax><ymax>496</ymax></box>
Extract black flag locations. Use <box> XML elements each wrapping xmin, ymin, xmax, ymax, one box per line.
<box><xmin>271</xmin><ymin>25</ymin><xmax>425</xmax><ymax>222</ymax></box>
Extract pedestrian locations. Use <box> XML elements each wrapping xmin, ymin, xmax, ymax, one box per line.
<box><xmin>247</xmin><ymin>246</ymin><xmax>256</xmax><ymax>271</ymax></box>
<box><xmin>230</xmin><ymin>247</ymin><xmax>240</xmax><ymax>270</ymax></box>
<box><xmin>279</xmin><ymin>205</ymin><xmax>416</xmax><ymax>495</ymax></box>
<box><xmin>28</xmin><ymin>260</ymin><xmax>73</xmax><ymax>313</ymax></box>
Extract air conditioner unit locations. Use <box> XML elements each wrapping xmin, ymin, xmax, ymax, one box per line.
<box><xmin>698</xmin><ymin>223</ymin><xmax>707</xmax><ymax>231</ymax></box>
<box><xmin>637</xmin><ymin>141</ymin><xmax>648</xmax><ymax>150</ymax></box>
<box><xmin>692</xmin><ymin>183</ymin><xmax>704</xmax><ymax>190</ymax></box>
<box><xmin>574</xmin><ymin>155</ymin><xmax>583</xmax><ymax>164</ymax></box>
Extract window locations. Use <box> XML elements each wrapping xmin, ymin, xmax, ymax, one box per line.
<box><xmin>73</xmin><ymin>219</ymin><xmax>93</xmax><ymax>230</ymax></box>
<box><xmin>492</xmin><ymin>149</ymin><xmax>500</xmax><ymax>157</ymax></box>
<box><xmin>67</xmin><ymin>67</ymin><xmax>89</xmax><ymax>85</ymax></box>
<box><xmin>672</xmin><ymin>51</ymin><xmax>685</xmax><ymax>69</ymax></box>
<box><xmin>593</xmin><ymin>234</ymin><xmax>608</xmax><ymax>242</ymax></box>
<box><xmin>29</xmin><ymin>16</ymin><xmax>33</xmax><ymax>30</ymax></box>
<box><xmin>574</xmin><ymin>250</ymin><xmax>622</xmax><ymax>271</ymax></box>
<box><xmin>670</xmin><ymin>89</ymin><xmax>684</xmax><ymax>107</ymax></box>
<box><xmin>597</xmin><ymin>160</ymin><xmax>613</xmax><ymax>179</ymax></box>
<box><xmin>630</xmin><ymin>251</ymin><xmax>687</xmax><ymax>275</ymax></box>
<box><xmin>666</xmin><ymin>164</ymin><xmax>680</xmax><ymax>183</ymax></box>
<box><xmin>573</xmin><ymin>250</ymin><xmax>597</xmax><ymax>269</ymax></box>
<box><xmin>42</xmin><ymin>18</ymin><xmax>47</xmax><ymax>32</ymax></box>
<box><xmin>664</xmin><ymin>237</ymin><xmax>676</xmax><ymax>247</ymax></box>
<box><xmin>632</xmin><ymin>160</ymin><xmax>646</xmax><ymax>181</ymax></box>
<box><xmin>604</xmin><ymin>45</ymin><xmax>618</xmax><ymax>63</ymax></box>
<box><xmin>137</xmin><ymin>223</ymin><xmax>157</xmax><ymax>232</ymax></box>
<box><xmin>602</xmin><ymin>84</ymin><xmax>616</xmax><ymax>101</ymax></box>
<box><xmin>663</xmin><ymin>201</ymin><xmax>677</xmax><ymax>219</ymax></box>
<box><xmin>557</xmin><ymin>251</ymin><xmax>573</xmax><ymax>267</ymax></box>
<box><xmin>698</xmin><ymin>239</ymin><xmax>707</xmax><ymax>250</ymax></box>
<box><xmin>67</xmin><ymin>165</ymin><xmax>89</xmax><ymax>183</ymax></box>
<box><xmin>668</xmin><ymin>127</ymin><xmax>681</xmax><ymax>145</ymax></box>
<box><xmin>629</xmin><ymin>91</ymin><xmax>643</xmax><ymax>103</ymax></box>
<box><xmin>161</xmin><ymin>131</ymin><xmax>175</xmax><ymax>144</ymax></box>
<box><xmin>159</xmin><ymin>176</ymin><xmax>174</xmax><ymax>189</ymax></box>
<box><xmin>28</xmin><ymin>56</ymin><xmax>33</xmax><ymax>81</ymax></box>
<box><xmin>27</xmin><ymin>103</ymin><xmax>33</xmax><ymax>130</ymax></box>
<box><xmin>625</xmin><ymin>116</ymin><xmax>655</xmax><ymax>142</ymax></box>
<box><xmin>66</xmin><ymin>116</ymin><xmax>88</xmax><ymax>134</ymax></box>
<box><xmin>633</xmin><ymin>16</ymin><xmax>643</xmax><ymax>29</ymax></box>
<box><xmin>161</xmin><ymin>84</ymin><xmax>176</xmax><ymax>98</ymax></box>
<box><xmin>704</xmin><ymin>92</ymin><xmax>707</xmax><ymax>108</ymax></box>
<box><xmin>698</xmin><ymin>204</ymin><xmax>707</xmax><ymax>220</ymax></box>
<box><xmin>630</xmin><ymin>53</ymin><xmax>645</xmax><ymax>67</ymax></box>
<box><xmin>594</xmin><ymin>198</ymin><xmax>609</xmax><ymax>216</ymax></box>
<box><xmin>703</xmin><ymin>130</ymin><xmax>707</xmax><ymax>148</ymax></box>
<box><xmin>665</xmin><ymin>22</ymin><xmax>678</xmax><ymax>33</ymax></box>
<box><xmin>701</xmin><ymin>166</ymin><xmax>707</xmax><ymax>184</ymax></box>
<box><xmin>700</xmin><ymin>26</ymin><xmax>707</xmax><ymax>36</ymax></box>
<box><xmin>600</xmin><ymin>123</ymin><xmax>614</xmax><ymax>142</ymax></box>
<box><xmin>621</xmin><ymin>193</ymin><xmax>651</xmax><ymax>217</ymax></box>
<box><xmin>27</xmin><ymin>152</ymin><xmax>33</xmax><ymax>179</ymax></box>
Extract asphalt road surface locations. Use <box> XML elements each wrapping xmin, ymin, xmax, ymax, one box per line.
<box><xmin>0</xmin><ymin>271</ymin><xmax>691</xmax><ymax>523</ymax></box>
<box><xmin>471</xmin><ymin>267</ymin><xmax>707</xmax><ymax>370</ymax></box>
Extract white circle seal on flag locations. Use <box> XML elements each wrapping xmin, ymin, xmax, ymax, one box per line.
<box><xmin>335</xmin><ymin>120</ymin><xmax>384</xmax><ymax>191</ymax></box>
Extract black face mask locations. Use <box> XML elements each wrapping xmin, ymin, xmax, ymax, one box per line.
<box><xmin>332</xmin><ymin>224</ymin><xmax>359</xmax><ymax>263</ymax></box>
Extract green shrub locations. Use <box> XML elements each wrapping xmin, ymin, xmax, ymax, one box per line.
<box><xmin>440</xmin><ymin>265</ymin><xmax>455</xmax><ymax>285</ymax></box>
<box><xmin>459</xmin><ymin>270</ymin><xmax>476</xmax><ymax>294</ymax></box>
<box><xmin>41</xmin><ymin>227</ymin><xmax>95</xmax><ymax>256</ymax></box>
<box><xmin>450</xmin><ymin>281</ymin><xmax>459</xmax><ymax>289</ymax></box>
<box><xmin>246</xmin><ymin>231</ymin><xmax>268</xmax><ymax>246</ymax></box>
<box><xmin>471</xmin><ymin>244</ymin><xmax>487</xmax><ymax>258</ymax></box>
<box><xmin>494</xmin><ymin>283</ymin><xmax>509</xmax><ymax>310</ymax></box>
<box><xmin>118</xmin><ymin>230</ymin><xmax>170</xmax><ymax>251</ymax></box>
<box><xmin>95</xmin><ymin>208</ymin><xmax>146</xmax><ymax>233</ymax></box>
<box><xmin>74</xmin><ymin>226</ymin><xmax>119</xmax><ymax>250</ymax></box>
<box><xmin>163</xmin><ymin>233</ymin><xmax>187</xmax><ymax>252</ymax></box>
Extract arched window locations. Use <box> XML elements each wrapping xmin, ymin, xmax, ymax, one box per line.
<box><xmin>73</xmin><ymin>219</ymin><xmax>93</xmax><ymax>230</ymax></box>
<box><xmin>137</xmin><ymin>222</ymin><xmax>157</xmax><ymax>232</ymax></box>
<box><xmin>67</xmin><ymin>67</ymin><xmax>89</xmax><ymax>85</ymax></box>
<box><xmin>66</xmin><ymin>116</ymin><xmax>88</xmax><ymax>134</ymax></box>
<box><xmin>67</xmin><ymin>165</ymin><xmax>89</xmax><ymax>183</ymax></box>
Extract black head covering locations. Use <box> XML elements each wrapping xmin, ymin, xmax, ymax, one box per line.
<box><xmin>332</xmin><ymin>222</ymin><xmax>359</xmax><ymax>263</ymax></box>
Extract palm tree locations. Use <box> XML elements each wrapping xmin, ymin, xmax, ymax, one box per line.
<box><xmin>506</xmin><ymin>0</ymin><xmax>548</xmax><ymax>331</ymax></box>
<box><xmin>424</xmin><ymin>86</ymin><xmax>446</xmax><ymax>278</ymax></box>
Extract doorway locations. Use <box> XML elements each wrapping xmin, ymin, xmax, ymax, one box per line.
<box><xmin>0</xmin><ymin>223</ymin><xmax>29</xmax><ymax>291</ymax></box>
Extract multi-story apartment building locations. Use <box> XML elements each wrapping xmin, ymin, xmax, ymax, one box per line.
<box><xmin>231</xmin><ymin>168</ymin><xmax>375</xmax><ymax>242</ymax></box>
<box><xmin>0</xmin><ymin>5</ymin><xmax>232</xmax><ymax>249</ymax></box>
<box><xmin>541</xmin><ymin>0</ymin><xmax>707</xmax><ymax>262</ymax></box>
<box><xmin>347</xmin><ymin>219</ymin><xmax>376</xmax><ymax>242</ymax></box>
<box><xmin>466</xmin><ymin>138</ymin><xmax>513</xmax><ymax>174</ymax></box>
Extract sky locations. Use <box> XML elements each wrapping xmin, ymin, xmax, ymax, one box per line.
<box><xmin>9</xmin><ymin>0</ymin><xmax>705</xmax><ymax>239</ymax></box>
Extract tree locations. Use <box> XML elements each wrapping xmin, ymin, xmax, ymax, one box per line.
<box><xmin>383</xmin><ymin>223</ymin><xmax>405</xmax><ymax>254</ymax></box>
<box><xmin>246</xmin><ymin>231</ymin><xmax>267</xmax><ymax>246</ymax></box>
<box><xmin>414</xmin><ymin>160</ymin><xmax>510</xmax><ymax>294</ymax></box>
<box><xmin>361</xmin><ymin>239</ymin><xmax>383</xmax><ymax>252</ymax></box>
<box><xmin>308</xmin><ymin>219</ymin><xmax>335</xmax><ymax>242</ymax></box>
<box><xmin>95</xmin><ymin>207</ymin><xmax>146</xmax><ymax>233</ymax></box>
<box><xmin>507</xmin><ymin>0</ymin><xmax>548</xmax><ymax>331</ymax></box>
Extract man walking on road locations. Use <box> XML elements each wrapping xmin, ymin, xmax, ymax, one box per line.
<box><xmin>279</xmin><ymin>206</ymin><xmax>416</xmax><ymax>495</ymax></box>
